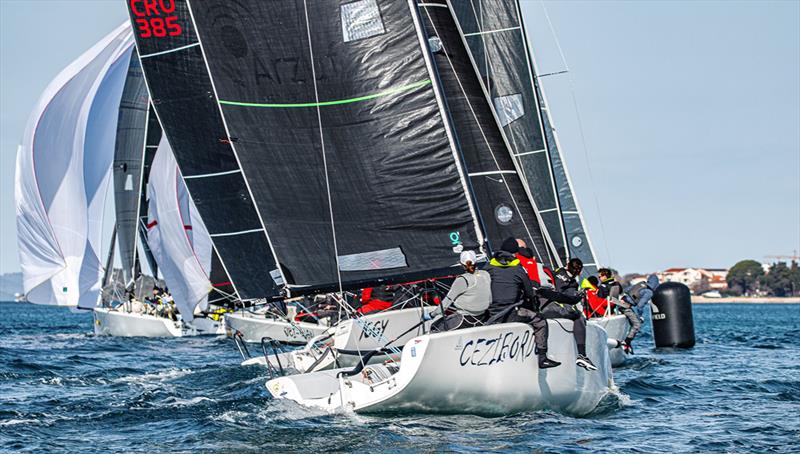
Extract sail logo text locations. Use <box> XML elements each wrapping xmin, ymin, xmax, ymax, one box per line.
<box><xmin>359</xmin><ymin>320</ymin><xmax>389</xmax><ymax>341</ymax></box>
<box><xmin>130</xmin><ymin>0</ymin><xmax>182</xmax><ymax>38</ymax></box>
<box><xmin>458</xmin><ymin>330</ymin><xmax>535</xmax><ymax>367</ymax></box>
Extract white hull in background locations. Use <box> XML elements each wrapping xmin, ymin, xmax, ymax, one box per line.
<box><xmin>589</xmin><ymin>314</ymin><xmax>630</xmax><ymax>367</ymax></box>
<box><xmin>225</xmin><ymin>311</ymin><xmax>329</xmax><ymax>345</ymax></box>
<box><xmin>266</xmin><ymin>321</ymin><xmax>613</xmax><ymax>416</ymax></box>
<box><xmin>242</xmin><ymin>307</ymin><xmax>433</xmax><ymax>372</ymax></box>
<box><xmin>93</xmin><ymin>308</ymin><xmax>226</xmax><ymax>337</ymax></box>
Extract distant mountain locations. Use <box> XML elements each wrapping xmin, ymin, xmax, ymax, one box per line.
<box><xmin>0</xmin><ymin>272</ymin><xmax>23</xmax><ymax>301</ymax></box>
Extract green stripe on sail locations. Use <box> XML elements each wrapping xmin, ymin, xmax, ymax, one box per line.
<box><xmin>218</xmin><ymin>79</ymin><xmax>431</xmax><ymax>108</ymax></box>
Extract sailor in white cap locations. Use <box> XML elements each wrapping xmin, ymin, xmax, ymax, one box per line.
<box><xmin>424</xmin><ymin>250</ymin><xmax>492</xmax><ymax>330</ymax></box>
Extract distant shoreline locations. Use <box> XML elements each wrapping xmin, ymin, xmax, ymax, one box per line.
<box><xmin>693</xmin><ymin>296</ymin><xmax>800</xmax><ymax>304</ymax></box>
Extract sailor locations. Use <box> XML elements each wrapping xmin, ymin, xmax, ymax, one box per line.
<box><xmin>626</xmin><ymin>274</ymin><xmax>660</xmax><ymax>317</ymax></box>
<box><xmin>540</xmin><ymin>258</ymin><xmax>598</xmax><ymax>371</ymax></box>
<box><xmin>357</xmin><ymin>284</ymin><xmax>395</xmax><ymax>315</ymax></box>
<box><xmin>425</xmin><ymin>250</ymin><xmax>491</xmax><ymax>330</ymax></box>
<box><xmin>486</xmin><ymin>237</ymin><xmax>560</xmax><ymax>369</ymax></box>
<box><xmin>597</xmin><ymin>268</ymin><xmax>641</xmax><ymax>354</ymax></box>
<box><xmin>582</xmin><ymin>276</ymin><xmax>609</xmax><ymax>318</ymax></box>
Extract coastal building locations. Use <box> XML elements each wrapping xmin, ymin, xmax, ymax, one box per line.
<box><xmin>657</xmin><ymin>267</ymin><xmax>730</xmax><ymax>292</ymax></box>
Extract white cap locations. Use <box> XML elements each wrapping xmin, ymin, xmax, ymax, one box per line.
<box><xmin>460</xmin><ymin>250</ymin><xmax>477</xmax><ymax>266</ymax></box>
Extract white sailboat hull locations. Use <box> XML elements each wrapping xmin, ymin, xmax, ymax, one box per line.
<box><xmin>225</xmin><ymin>312</ymin><xmax>329</xmax><ymax>345</ymax></box>
<box><xmin>332</xmin><ymin>307</ymin><xmax>432</xmax><ymax>354</ymax></box>
<box><xmin>589</xmin><ymin>314</ymin><xmax>630</xmax><ymax>367</ymax></box>
<box><xmin>266</xmin><ymin>321</ymin><xmax>613</xmax><ymax>416</ymax></box>
<box><xmin>244</xmin><ymin>307</ymin><xmax>432</xmax><ymax>371</ymax></box>
<box><xmin>93</xmin><ymin>308</ymin><xmax>225</xmax><ymax>337</ymax></box>
<box><xmin>93</xmin><ymin>308</ymin><xmax>184</xmax><ymax>337</ymax></box>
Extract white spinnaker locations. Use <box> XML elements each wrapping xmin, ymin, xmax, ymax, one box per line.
<box><xmin>146</xmin><ymin>137</ymin><xmax>212</xmax><ymax>322</ymax></box>
<box><xmin>15</xmin><ymin>23</ymin><xmax>134</xmax><ymax>307</ymax></box>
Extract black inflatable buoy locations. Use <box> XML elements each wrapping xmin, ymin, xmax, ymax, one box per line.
<box><xmin>651</xmin><ymin>282</ymin><xmax>695</xmax><ymax>348</ymax></box>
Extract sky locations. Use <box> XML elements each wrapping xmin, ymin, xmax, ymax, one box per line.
<box><xmin>0</xmin><ymin>0</ymin><xmax>798</xmax><ymax>275</ymax></box>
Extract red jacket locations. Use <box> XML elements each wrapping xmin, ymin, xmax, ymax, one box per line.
<box><xmin>584</xmin><ymin>289</ymin><xmax>609</xmax><ymax>318</ymax></box>
<box><xmin>357</xmin><ymin>287</ymin><xmax>393</xmax><ymax>314</ymax></box>
<box><xmin>516</xmin><ymin>253</ymin><xmax>542</xmax><ymax>284</ymax></box>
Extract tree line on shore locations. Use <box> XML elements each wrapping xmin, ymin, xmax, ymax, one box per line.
<box><xmin>725</xmin><ymin>260</ymin><xmax>800</xmax><ymax>297</ymax></box>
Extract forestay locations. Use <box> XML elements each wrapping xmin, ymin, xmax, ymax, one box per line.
<box><xmin>416</xmin><ymin>0</ymin><xmax>558</xmax><ymax>268</ymax></box>
<box><xmin>145</xmin><ymin>137</ymin><xmax>213</xmax><ymax>320</ymax></box>
<box><xmin>185</xmin><ymin>0</ymin><xmax>483</xmax><ymax>292</ymax></box>
<box><xmin>16</xmin><ymin>23</ymin><xmax>134</xmax><ymax>307</ymax></box>
<box><xmin>124</xmin><ymin>0</ymin><xmax>280</xmax><ymax>299</ymax></box>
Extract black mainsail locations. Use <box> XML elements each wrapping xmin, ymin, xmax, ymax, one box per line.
<box><xmin>112</xmin><ymin>49</ymin><xmax>149</xmax><ymax>284</ymax></box>
<box><xmin>449</xmin><ymin>0</ymin><xmax>570</xmax><ymax>263</ymax></box>
<box><xmin>125</xmin><ymin>0</ymin><xmax>280</xmax><ymax>299</ymax></box>
<box><xmin>415</xmin><ymin>0</ymin><xmax>557</xmax><ymax>268</ymax></box>
<box><xmin>184</xmin><ymin>0</ymin><xmax>482</xmax><ymax>293</ymax></box>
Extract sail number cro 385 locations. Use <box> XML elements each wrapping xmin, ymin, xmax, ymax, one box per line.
<box><xmin>130</xmin><ymin>0</ymin><xmax>182</xmax><ymax>38</ymax></box>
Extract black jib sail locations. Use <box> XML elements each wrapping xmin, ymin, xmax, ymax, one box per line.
<box><xmin>185</xmin><ymin>0</ymin><xmax>483</xmax><ymax>293</ymax></box>
<box><xmin>125</xmin><ymin>0</ymin><xmax>281</xmax><ymax>299</ymax></box>
<box><xmin>448</xmin><ymin>0</ymin><xmax>570</xmax><ymax>263</ymax></box>
<box><xmin>416</xmin><ymin>0</ymin><xmax>557</xmax><ymax>268</ymax></box>
<box><xmin>112</xmin><ymin>49</ymin><xmax>149</xmax><ymax>284</ymax></box>
<box><xmin>534</xmin><ymin>76</ymin><xmax>599</xmax><ymax>274</ymax></box>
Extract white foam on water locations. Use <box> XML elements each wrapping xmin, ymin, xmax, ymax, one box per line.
<box><xmin>113</xmin><ymin>368</ymin><xmax>192</xmax><ymax>385</ymax></box>
<box><xmin>0</xmin><ymin>418</ymin><xmax>38</xmax><ymax>427</ymax></box>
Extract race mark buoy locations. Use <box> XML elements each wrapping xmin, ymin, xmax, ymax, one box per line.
<box><xmin>651</xmin><ymin>282</ymin><xmax>695</xmax><ymax>348</ymax></box>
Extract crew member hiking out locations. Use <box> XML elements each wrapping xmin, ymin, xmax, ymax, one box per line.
<box><xmin>541</xmin><ymin>258</ymin><xmax>598</xmax><ymax>371</ymax></box>
<box><xmin>425</xmin><ymin>250</ymin><xmax>491</xmax><ymax>331</ymax></box>
<box><xmin>597</xmin><ymin>268</ymin><xmax>641</xmax><ymax>354</ymax></box>
<box><xmin>486</xmin><ymin>238</ymin><xmax>560</xmax><ymax>369</ymax></box>
<box><xmin>626</xmin><ymin>274</ymin><xmax>659</xmax><ymax>317</ymax></box>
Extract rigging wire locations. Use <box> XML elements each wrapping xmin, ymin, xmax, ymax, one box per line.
<box><xmin>539</xmin><ymin>0</ymin><xmax>613</xmax><ymax>266</ymax></box>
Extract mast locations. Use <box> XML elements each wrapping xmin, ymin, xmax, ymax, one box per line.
<box><xmin>183</xmin><ymin>0</ymin><xmax>483</xmax><ymax>295</ymax></box>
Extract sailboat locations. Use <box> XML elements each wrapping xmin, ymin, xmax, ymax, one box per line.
<box><xmin>124</xmin><ymin>0</ymin><xmax>614</xmax><ymax>415</ymax></box>
<box><xmin>16</xmin><ymin>23</ymin><xmax>134</xmax><ymax>311</ymax></box>
<box><xmin>15</xmin><ymin>22</ymin><xmax>235</xmax><ymax>337</ymax></box>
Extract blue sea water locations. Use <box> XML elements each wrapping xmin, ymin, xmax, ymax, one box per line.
<box><xmin>0</xmin><ymin>302</ymin><xmax>798</xmax><ymax>453</ymax></box>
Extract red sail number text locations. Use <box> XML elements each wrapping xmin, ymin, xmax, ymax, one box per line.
<box><xmin>130</xmin><ymin>0</ymin><xmax>182</xmax><ymax>38</ymax></box>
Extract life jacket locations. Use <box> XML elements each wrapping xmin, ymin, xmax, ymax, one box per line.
<box><xmin>515</xmin><ymin>253</ymin><xmax>555</xmax><ymax>288</ymax></box>
<box><xmin>516</xmin><ymin>253</ymin><xmax>542</xmax><ymax>284</ymax></box>
<box><xmin>581</xmin><ymin>278</ymin><xmax>608</xmax><ymax>318</ymax></box>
